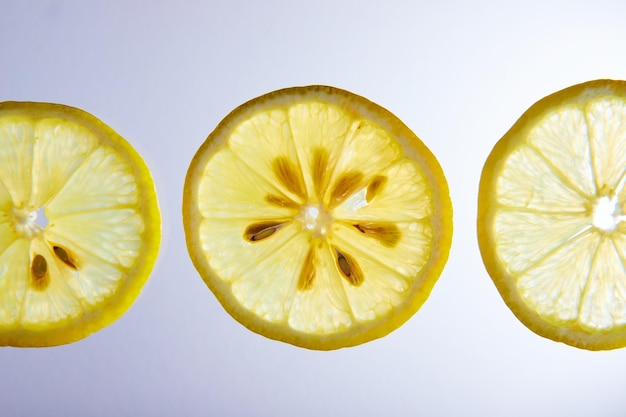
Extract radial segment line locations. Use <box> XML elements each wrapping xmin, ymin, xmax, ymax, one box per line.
<box><xmin>283</xmin><ymin>240</ymin><xmax>357</xmax><ymax>322</ymax></box>
<box><xmin>15</xmin><ymin>240</ymin><xmax>34</xmax><ymax>320</ymax></box>
<box><xmin>0</xmin><ymin>125</ymin><xmax>18</xmax><ymax>201</ymax></box>
<box><xmin>350</xmin><ymin>243</ymin><xmax>415</xmax><ymax>281</ymax></box>
<box><xmin>56</xmin><ymin>233</ymin><xmax>127</xmax><ymax>271</ymax></box>
<box><xmin>0</xmin><ymin>176</ymin><xmax>13</xmax><ymax>208</ymax></box>
<box><xmin>285</xmin><ymin>241</ymin><xmax>316</xmax><ymax>320</ymax></box>
<box><xmin>228</xmin><ymin>150</ymin><xmax>300</xmax><ymax>205</ymax></box>
<box><xmin>229</xmin><ymin>223</ymin><xmax>299</xmax><ymax>283</ymax></box>
<box><xmin>577</xmin><ymin>235</ymin><xmax>605</xmax><ymax>320</ymax></box>
<box><xmin>331</xmin><ymin>224</ymin><xmax>415</xmax><ymax>281</ymax></box>
<box><xmin>22</xmin><ymin>131</ymin><xmax>36</xmax><ymax>206</ymax></box>
<box><xmin>514</xmin><ymin>227</ymin><xmax>594</xmax><ymax>278</ymax></box>
<box><xmin>53</xmin><ymin>258</ymin><xmax>85</xmax><ymax>309</ymax></box>
<box><xmin>0</xmin><ymin>239</ymin><xmax>21</xmax><ymax>274</ymax></box>
<box><xmin>283</xmin><ymin>110</ymin><xmax>311</xmax><ymax>199</ymax></box>
<box><xmin>526</xmin><ymin>143</ymin><xmax>592</xmax><ymax>200</ymax></box>
<box><xmin>609</xmin><ymin>236</ymin><xmax>626</xmax><ymax>277</ymax></box>
<box><xmin>349</xmin><ymin>119</ymin><xmax>400</xmax><ymax>175</ymax></box>
<box><xmin>321</xmin><ymin>118</ymin><xmax>353</xmax><ymax>183</ymax></box>
<box><xmin>41</xmin><ymin>146</ymin><xmax>97</xmax><ymax>208</ymax></box>
<box><xmin>249</xmin><ymin>115</ymin><xmax>306</xmax><ymax>199</ymax></box>
<box><xmin>335</xmin><ymin>216</ymin><xmax>432</xmax><ymax>228</ymax></box>
<box><xmin>331</xmin><ymin>119</ymin><xmax>366</xmax><ymax>170</ymax></box>
<box><xmin>0</xmin><ymin>237</ymin><xmax>17</xmax><ymax>260</ymax></box>
<box><xmin>583</xmin><ymin>106</ymin><xmax>601</xmax><ymax>194</ymax></box>
<box><xmin>203</xmin><ymin>211</ymin><xmax>295</xmax><ymax>220</ymax></box>
<box><xmin>325</xmin><ymin>242</ymin><xmax>357</xmax><ymax>321</ymax></box>
<box><xmin>49</xmin><ymin>204</ymin><xmax>141</xmax><ymax>220</ymax></box>
<box><xmin>496</xmin><ymin>203</ymin><xmax>588</xmax><ymax>215</ymax></box>
<box><xmin>613</xmin><ymin>167</ymin><xmax>626</xmax><ymax>196</ymax></box>
<box><xmin>608</xmin><ymin>237</ymin><xmax>626</xmax><ymax>311</ymax></box>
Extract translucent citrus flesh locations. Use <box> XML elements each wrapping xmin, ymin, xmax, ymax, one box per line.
<box><xmin>478</xmin><ymin>80</ymin><xmax>626</xmax><ymax>350</ymax></box>
<box><xmin>0</xmin><ymin>102</ymin><xmax>160</xmax><ymax>347</ymax></box>
<box><xmin>184</xmin><ymin>86</ymin><xmax>452</xmax><ymax>350</ymax></box>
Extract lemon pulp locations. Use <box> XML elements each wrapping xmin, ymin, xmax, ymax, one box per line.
<box><xmin>184</xmin><ymin>86</ymin><xmax>452</xmax><ymax>350</ymax></box>
<box><xmin>0</xmin><ymin>102</ymin><xmax>160</xmax><ymax>347</ymax></box>
<box><xmin>478</xmin><ymin>79</ymin><xmax>626</xmax><ymax>350</ymax></box>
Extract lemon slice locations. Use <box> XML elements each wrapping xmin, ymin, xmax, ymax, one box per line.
<box><xmin>0</xmin><ymin>102</ymin><xmax>160</xmax><ymax>347</ymax></box>
<box><xmin>183</xmin><ymin>86</ymin><xmax>452</xmax><ymax>350</ymax></box>
<box><xmin>478</xmin><ymin>79</ymin><xmax>626</xmax><ymax>350</ymax></box>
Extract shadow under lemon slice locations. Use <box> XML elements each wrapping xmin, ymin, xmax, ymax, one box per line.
<box><xmin>183</xmin><ymin>86</ymin><xmax>452</xmax><ymax>350</ymax></box>
<box><xmin>0</xmin><ymin>102</ymin><xmax>160</xmax><ymax>347</ymax></box>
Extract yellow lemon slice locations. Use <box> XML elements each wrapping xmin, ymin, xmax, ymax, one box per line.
<box><xmin>0</xmin><ymin>102</ymin><xmax>160</xmax><ymax>347</ymax></box>
<box><xmin>183</xmin><ymin>86</ymin><xmax>452</xmax><ymax>350</ymax></box>
<box><xmin>478</xmin><ymin>79</ymin><xmax>626</xmax><ymax>350</ymax></box>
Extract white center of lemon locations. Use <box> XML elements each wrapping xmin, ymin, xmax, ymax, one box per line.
<box><xmin>12</xmin><ymin>206</ymin><xmax>45</xmax><ymax>237</ymax></box>
<box><xmin>592</xmin><ymin>196</ymin><xmax>622</xmax><ymax>232</ymax></box>
<box><xmin>298</xmin><ymin>204</ymin><xmax>332</xmax><ymax>236</ymax></box>
<box><xmin>35</xmin><ymin>207</ymin><xmax>48</xmax><ymax>228</ymax></box>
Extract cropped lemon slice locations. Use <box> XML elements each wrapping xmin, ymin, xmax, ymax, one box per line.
<box><xmin>478</xmin><ymin>79</ymin><xmax>626</xmax><ymax>350</ymax></box>
<box><xmin>0</xmin><ymin>102</ymin><xmax>160</xmax><ymax>347</ymax></box>
<box><xmin>184</xmin><ymin>86</ymin><xmax>452</xmax><ymax>350</ymax></box>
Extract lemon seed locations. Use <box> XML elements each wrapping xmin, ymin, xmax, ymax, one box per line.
<box><xmin>53</xmin><ymin>246</ymin><xmax>77</xmax><ymax>269</ymax></box>
<box><xmin>354</xmin><ymin>222</ymin><xmax>401</xmax><ymax>248</ymax></box>
<box><xmin>297</xmin><ymin>247</ymin><xmax>316</xmax><ymax>291</ymax></box>
<box><xmin>272</xmin><ymin>156</ymin><xmax>306</xmax><ymax>200</ymax></box>
<box><xmin>366</xmin><ymin>175</ymin><xmax>388</xmax><ymax>202</ymax></box>
<box><xmin>333</xmin><ymin>247</ymin><xmax>364</xmax><ymax>286</ymax></box>
<box><xmin>328</xmin><ymin>171</ymin><xmax>364</xmax><ymax>208</ymax></box>
<box><xmin>31</xmin><ymin>254</ymin><xmax>49</xmax><ymax>290</ymax></box>
<box><xmin>244</xmin><ymin>221</ymin><xmax>288</xmax><ymax>242</ymax></box>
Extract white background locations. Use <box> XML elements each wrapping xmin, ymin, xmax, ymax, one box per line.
<box><xmin>2</xmin><ymin>1</ymin><xmax>626</xmax><ymax>416</ymax></box>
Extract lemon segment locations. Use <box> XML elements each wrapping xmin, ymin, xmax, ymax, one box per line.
<box><xmin>478</xmin><ymin>79</ymin><xmax>626</xmax><ymax>350</ymax></box>
<box><xmin>0</xmin><ymin>239</ymin><xmax>29</xmax><ymax>326</ymax></box>
<box><xmin>184</xmin><ymin>86</ymin><xmax>452</xmax><ymax>350</ymax></box>
<box><xmin>0</xmin><ymin>102</ymin><xmax>160</xmax><ymax>347</ymax></box>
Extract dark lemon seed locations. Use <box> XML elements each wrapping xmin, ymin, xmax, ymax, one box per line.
<box><xmin>328</xmin><ymin>171</ymin><xmax>364</xmax><ymax>208</ymax></box>
<box><xmin>53</xmin><ymin>246</ymin><xmax>77</xmax><ymax>269</ymax></box>
<box><xmin>311</xmin><ymin>148</ymin><xmax>330</xmax><ymax>199</ymax></box>
<box><xmin>333</xmin><ymin>247</ymin><xmax>364</xmax><ymax>286</ymax></box>
<box><xmin>31</xmin><ymin>254</ymin><xmax>49</xmax><ymax>290</ymax></box>
<box><xmin>297</xmin><ymin>247</ymin><xmax>316</xmax><ymax>291</ymax></box>
<box><xmin>366</xmin><ymin>175</ymin><xmax>388</xmax><ymax>202</ymax></box>
<box><xmin>32</xmin><ymin>254</ymin><xmax>47</xmax><ymax>278</ymax></box>
<box><xmin>244</xmin><ymin>221</ymin><xmax>288</xmax><ymax>242</ymax></box>
<box><xmin>265</xmin><ymin>194</ymin><xmax>299</xmax><ymax>209</ymax></box>
<box><xmin>253</xmin><ymin>228</ymin><xmax>275</xmax><ymax>241</ymax></box>
<box><xmin>337</xmin><ymin>255</ymin><xmax>350</xmax><ymax>276</ymax></box>
<box><xmin>353</xmin><ymin>222</ymin><xmax>401</xmax><ymax>248</ymax></box>
<box><xmin>272</xmin><ymin>156</ymin><xmax>306</xmax><ymax>199</ymax></box>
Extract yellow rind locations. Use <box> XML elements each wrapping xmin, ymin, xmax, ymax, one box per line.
<box><xmin>478</xmin><ymin>79</ymin><xmax>626</xmax><ymax>350</ymax></box>
<box><xmin>183</xmin><ymin>85</ymin><xmax>452</xmax><ymax>350</ymax></box>
<box><xmin>0</xmin><ymin>102</ymin><xmax>161</xmax><ymax>347</ymax></box>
